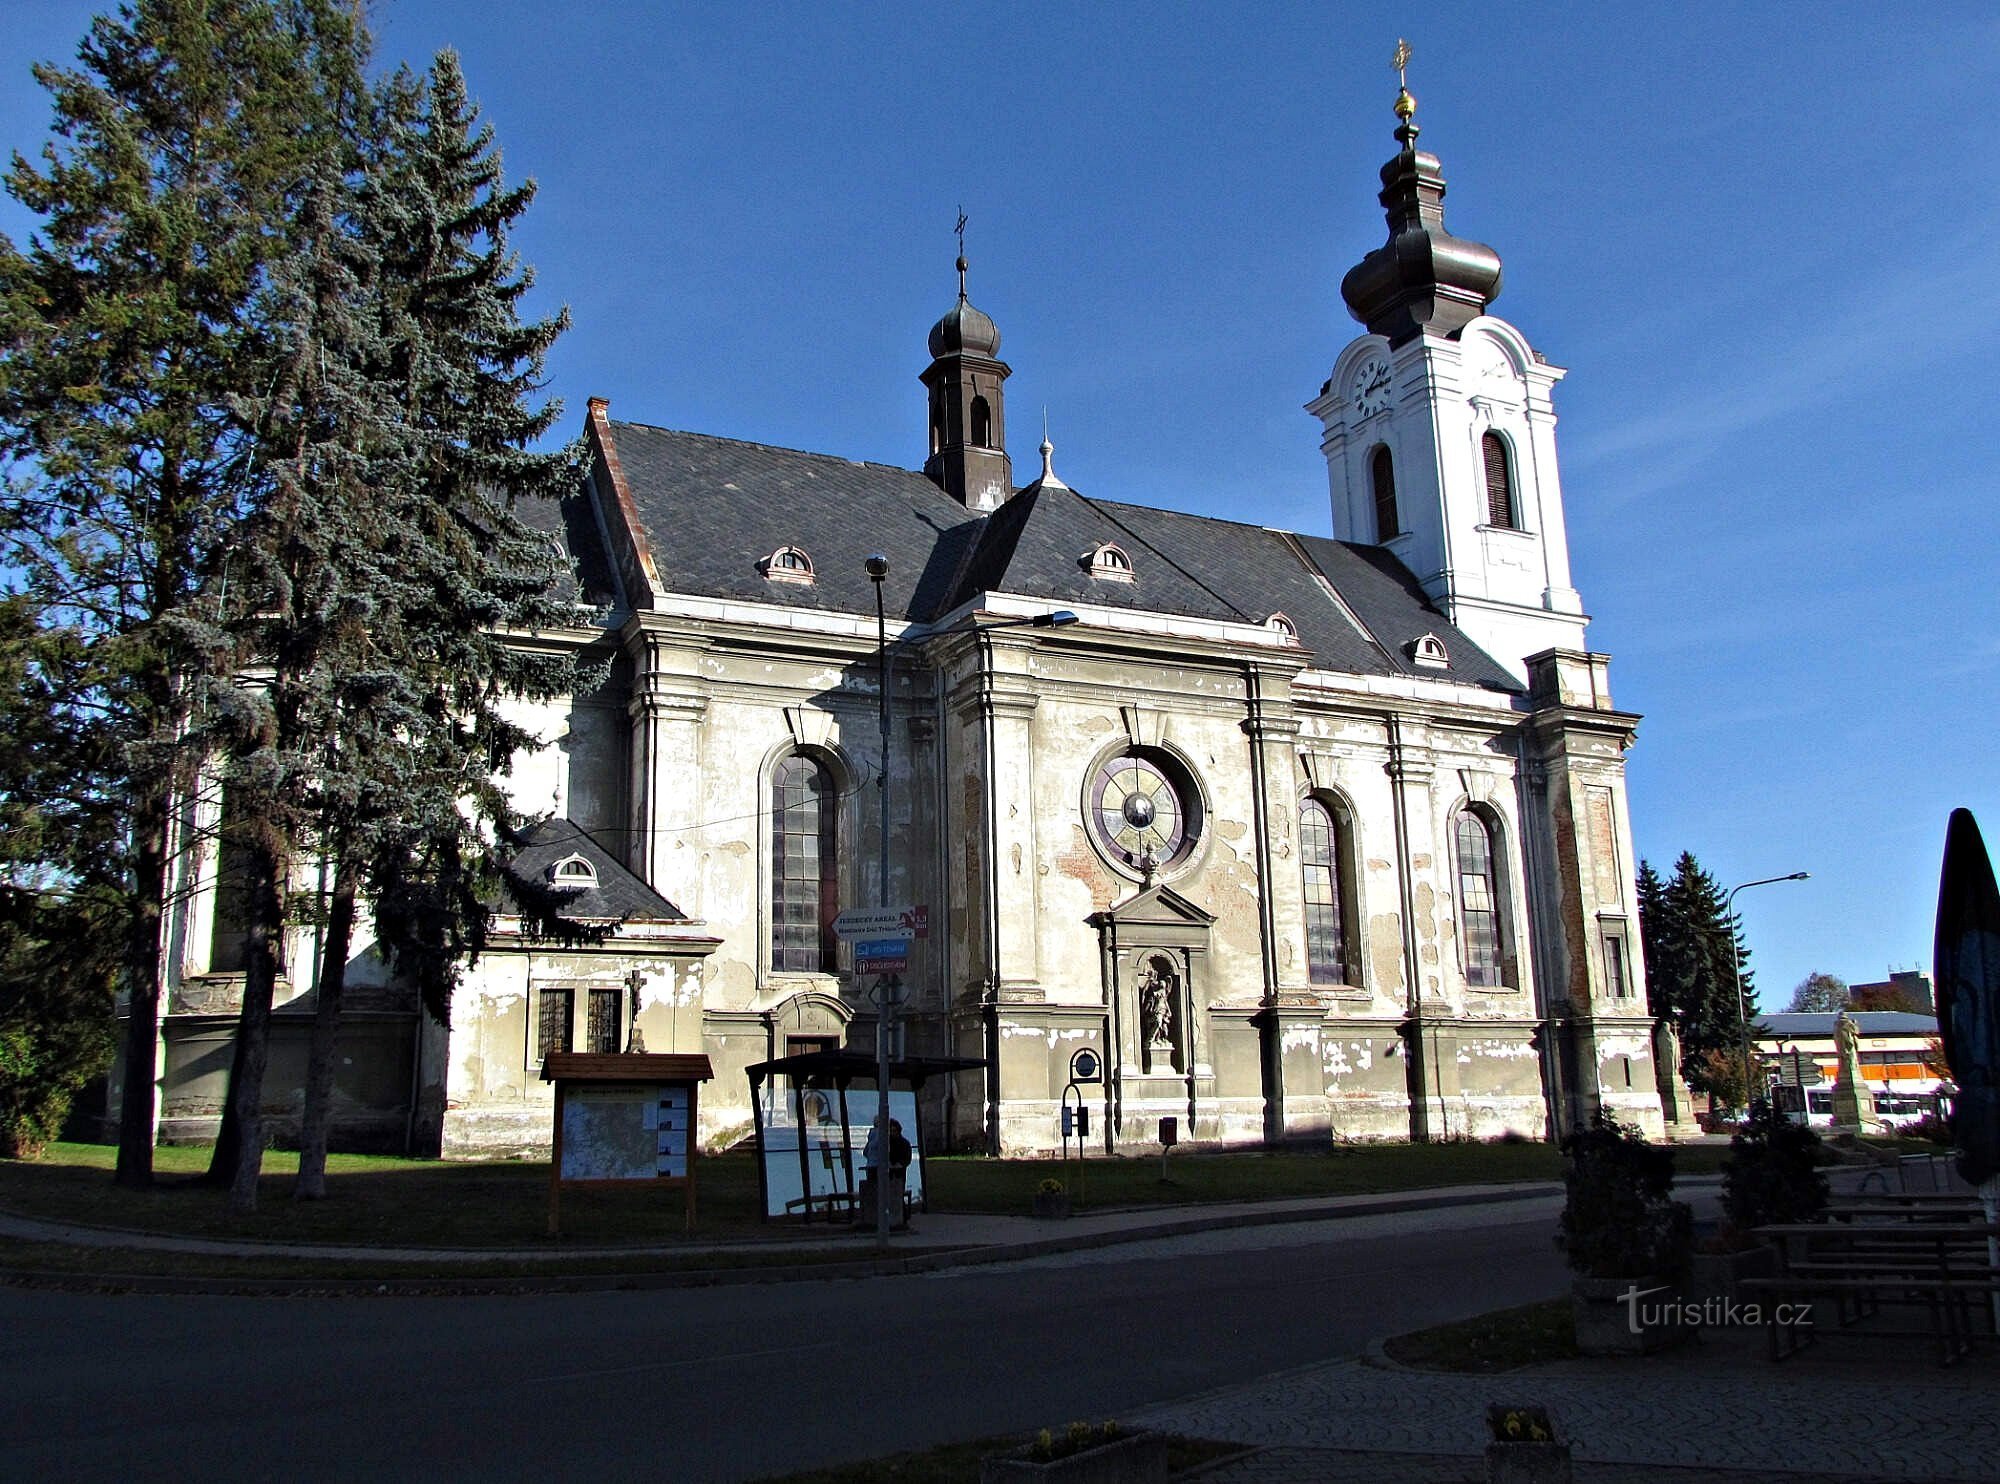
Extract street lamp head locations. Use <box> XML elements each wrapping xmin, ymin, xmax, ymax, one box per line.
<box><xmin>863</xmin><ymin>554</ymin><xmax>889</xmax><ymax>581</ymax></box>
<box><xmin>1032</xmin><ymin>610</ymin><xmax>1079</xmax><ymax>628</ymax></box>
<box><xmin>1787</xmin><ymin>872</ymin><xmax>1810</xmax><ymax>881</ymax></box>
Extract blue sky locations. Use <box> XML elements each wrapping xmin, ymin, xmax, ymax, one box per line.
<box><xmin>5</xmin><ymin>3</ymin><xmax>1997</xmax><ymax>1009</ymax></box>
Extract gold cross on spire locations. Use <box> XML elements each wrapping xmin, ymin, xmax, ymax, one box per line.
<box><xmin>1392</xmin><ymin>37</ymin><xmax>1417</xmax><ymax>125</ymax></box>
<box><xmin>1393</xmin><ymin>37</ymin><xmax>1411</xmax><ymax>88</ymax></box>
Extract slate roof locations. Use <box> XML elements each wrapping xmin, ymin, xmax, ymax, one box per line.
<box><xmin>598</xmin><ymin>420</ymin><xmax>1519</xmax><ymax>691</ymax></box>
<box><xmin>509</xmin><ymin>486</ymin><xmax>621</xmax><ymax>610</ymax></box>
<box><xmin>607</xmin><ymin>422</ymin><xmax>982</xmax><ymax>622</ymax></box>
<box><xmin>501</xmin><ymin>817</ymin><xmax>688</xmax><ymax>923</ymax></box>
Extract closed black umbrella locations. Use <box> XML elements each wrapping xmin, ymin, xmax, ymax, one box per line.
<box><xmin>1933</xmin><ymin>807</ymin><xmax>2000</xmax><ymax>1323</ymax></box>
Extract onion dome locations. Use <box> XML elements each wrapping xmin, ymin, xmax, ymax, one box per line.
<box><xmin>929</xmin><ymin>256</ymin><xmax>1001</xmax><ymax>357</ymax></box>
<box><xmin>1339</xmin><ymin>91</ymin><xmax>1502</xmax><ymax>346</ymax></box>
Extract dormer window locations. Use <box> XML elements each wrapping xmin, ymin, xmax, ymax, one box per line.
<box><xmin>1265</xmin><ymin>613</ymin><xmax>1298</xmax><ymax>642</ymax></box>
<box><xmin>548</xmin><ymin>853</ymin><xmax>598</xmax><ymax>887</ymax></box>
<box><xmin>1408</xmin><ymin>633</ymin><xmax>1449</xmax><ymax>670</ymax></box>
<box><xmin>1083</xmin><ymin>543</ymin><xmax>1134</xmax><ymax>582</ymax></box>
<box><xmin>760</xmin><ymin>546</ymin><xmax>815</xmax><ymax>585</ymax></box>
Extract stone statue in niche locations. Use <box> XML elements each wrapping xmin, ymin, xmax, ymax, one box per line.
<box><xmin>1138</xmin><ymin>956</ymin><xmax>1180</xmax><ymax>1072</ymax></box>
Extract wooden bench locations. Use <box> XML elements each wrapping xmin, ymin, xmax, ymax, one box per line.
<box><xmin>1746</xmin><ymin>1221</ymin><xmax>2000</xmax><ymax>1365</ymax></box>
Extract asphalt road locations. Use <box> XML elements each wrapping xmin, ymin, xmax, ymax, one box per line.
<box><xmin>0</xmin><ymin>1195</ymin><xmax>1573</xmax><ymax>1482</ymax></box>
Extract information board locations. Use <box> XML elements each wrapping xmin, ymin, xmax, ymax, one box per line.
<box><xmin>559</xmin><ymin>1083</ymin><xmax>691</xmax><ymax>1181</ymax></box>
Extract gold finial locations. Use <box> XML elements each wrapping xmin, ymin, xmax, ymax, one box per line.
<box><xmin>1392</xmin><ymin>37</ymin><xmax>1416</xmax><ymax>121</ymax></box>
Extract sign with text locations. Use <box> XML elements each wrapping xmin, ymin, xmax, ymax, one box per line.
<box><xmin>834</xmin><ymin>908</ymin><xmax>913</xmax><ymax>940</ymax></box>
<box><xmin>559</xmin><ymin>1083</ymin><xmax>690</xmax><ymax>1181</ymax></box>
<box><xmin>834</xmin><ymin>904</ymin><xmax>930</xmax><ymax>941</ymax></box>
<box><xmin>855</xmin><ymin>937</ymin><xmax>910</xmax><ymax>974</ymax></box>
<box><xmin>539</xmin><ymin>1052</ymin><xmax>713</xmax><ymax>1237</ymax></box>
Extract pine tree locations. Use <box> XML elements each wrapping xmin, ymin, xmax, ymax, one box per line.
<box><xmin>0</xmin><ymin>0</ymin><xmax>361</xmax><ymax>1187</ymax></box>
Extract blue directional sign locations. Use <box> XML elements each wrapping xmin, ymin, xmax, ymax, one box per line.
<box><xmin>855</xmin><ymin>937</ymin><xmax>910</xmax><ymax>974</ymax></box>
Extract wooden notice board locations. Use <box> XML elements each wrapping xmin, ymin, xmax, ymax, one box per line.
<box><xmin>539</xmin><ymin>1053</ymin><xmax>714</xmax><ymax>1236</ymax></box>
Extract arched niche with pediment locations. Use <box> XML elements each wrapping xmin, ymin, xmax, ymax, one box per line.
<box><xmin>1087</xmin><ymin>882</ymin><xmax>1216</xmax><ymax>1142</ymax></box>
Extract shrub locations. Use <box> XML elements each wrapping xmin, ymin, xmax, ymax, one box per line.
<box><xmin>0</xmin><ymin>889</ymin><xmax>117</xmax><ymax>1159</ymax></box>
<box><xmin>1721</xmin><ymin>1099</ymin><xmax>1828</xmax><ymax>1232</ymax></box>
<box><xmin>1036</xmin><ymin>1176</ymin><xmax>1065</xmax><ymax>1196</ymax></box>
<box><xmin>1556</xmin><ymin>1111</ymin><xmax>1692</xmax><ymax>1280</ymax></box>
<box><xmin>1906</xmin><ymin>1112</ymin><xmax>1952</xmax><ymax>1145</ymax></box>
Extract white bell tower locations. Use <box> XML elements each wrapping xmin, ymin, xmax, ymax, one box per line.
<box><xmin>1306</xmin><ymin>79</ymin><xmax>1587</xmax><ymax>682</ymax></box>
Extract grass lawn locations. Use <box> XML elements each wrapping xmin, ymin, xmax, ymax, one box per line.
<box><xmin>0</xmin><ymin>1136</ymin><xmax>1725</xmax><ymax>1255</ymax></box>
<box><xmin>751</xmin><ymin>1432</ymin><xmax>1247</xmax><ymax>1482</ymax></box>
<box><xmin>1382</xmin><ymin>1297</ymin><xmax>1578</xmax><ymax>1373</ymax></box>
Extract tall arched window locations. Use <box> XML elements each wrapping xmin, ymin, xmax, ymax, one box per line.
<box><xmin>771</xmin><ymin>753</ymin><xmax>837</xmax><ymax>972</ymax></box>
<box><xmin>1371</xmin><ymin>446</ymin><xmax>1399</xmax><ymax>540</ymax></box>
<box><xmin>970</xmin><ymin>395</ymin><xmax>992</xmax><ymax>448</ymax></box>
<box><xmin>1481</xmin><ymin>431</ymin><xmax>1516</xmax><ymax>529</ymax></box>
<box><xmin>1300</xmin><ymin>798</ymin><xmax>1350</xmax><ymax>986</ymax></box>
<box><xmin>1455</xmin><ymin>809</ymin><xmax>1506</xmax><ymax>987</ymax></box>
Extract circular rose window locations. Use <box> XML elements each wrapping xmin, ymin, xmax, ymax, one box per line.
<box><xmin>1088</xmin><ymin>748</ymin><xmax>1203</xmax><ymax>874</ymax></box>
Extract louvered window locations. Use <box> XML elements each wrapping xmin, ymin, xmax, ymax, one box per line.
<box><xmin>771</xmin><ymin>753</ymin><xmax>838</xmax><ymax>972</ymax></box>
<box><xmin>1371</xmin><ymin>446</ymin><xmax>1398</xmax><ymax>540</ymax></box>
<box><xmin>1300</xmin><ymin>799</ymin><xmax>1349</xmax><ymax>985</ymax></box>
<box><xmin>1456</xmin><ymin>811</ymin><xmax>1505</xmax><ymax>987</ymax></box>
<box><xmin>1481</xmin><ymin>432</ymin><xmax>1516</xmax><ymax>528</ymax></box>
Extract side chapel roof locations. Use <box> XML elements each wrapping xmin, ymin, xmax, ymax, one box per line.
<box><xmin>500</xmin><ymin>817</ymin><xmax>690</xmax><ymax>923</ymax></box>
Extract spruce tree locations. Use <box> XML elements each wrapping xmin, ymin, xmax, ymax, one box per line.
<box><xmin>0</xmin><ymin>0</ymin><xmax>361</xmax><ymax>1186</ymax></box>
<box><xmin>1642</xmin><ymin>852</ymin><xmax>1754</xmax><ymax>1092</ymax></box>
<box><xmin>285</xmin><ymin>50</ymin><xmax>583</xmax><ymax>1198</ymax></box>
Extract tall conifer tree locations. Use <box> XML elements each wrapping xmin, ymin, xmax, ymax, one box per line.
<box><xmin>284</xmin><ymin>50</ymin><xmax>582</xmax><ymax>1198</ymax></box>
<box><xmin>1638</xmin><ymin>853</ymin><xmax>1755</xmax><ymax>1091</ymax></box>
<box><xmin>0</xmin><ymin>0</ymin><xmax>360</xmax><ymax>1186</ymax></box>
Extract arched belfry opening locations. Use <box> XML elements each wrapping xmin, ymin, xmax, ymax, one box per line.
<box><xmin>920</xmin><ymin>248</ymin><xmax>1012</xmax><ymax>510</ymax></box>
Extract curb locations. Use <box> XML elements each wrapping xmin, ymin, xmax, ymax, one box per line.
<box><xmin>0</xmin><ymin>1181</ymin><xmax>1566</xmax><ymax>1297</ymax></box>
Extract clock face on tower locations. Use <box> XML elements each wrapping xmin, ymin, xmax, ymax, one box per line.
<box><xmin>1352</xmin><ymin>355</ymin><xmax>1393</xmax><ymax>418</ymax></box>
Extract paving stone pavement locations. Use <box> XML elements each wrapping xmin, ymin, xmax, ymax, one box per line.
<box><xmin>1139</xmin><ymin>1347</ymin><xmax>2000</xmax><ymax>1483</ymax></box>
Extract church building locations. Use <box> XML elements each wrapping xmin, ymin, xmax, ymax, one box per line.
<box><xmin>142</xmin><ymin>86</ymin><xmax>1667</xmax><ymax>1157</ymax></box>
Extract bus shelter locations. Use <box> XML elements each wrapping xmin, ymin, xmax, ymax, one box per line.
<box><xmin>745</xmin><ymin>1051</ymin><xmax>986</xmax><ymax>1222</ymax></box>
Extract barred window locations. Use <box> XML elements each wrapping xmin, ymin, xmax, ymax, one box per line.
<box><xmin>1371</xmin><ymin>446</ymin><xmax>1399</xmax><ymax>540</ymax></box>
<box><xmin>1300</xmin><ymin>799</ymin><xmax>1349</xmax><ymax>986</ymax></box>
<box><xmin>536</xmin><ymin>988</ymin><xmax>573</xmax><ymax>1062</ymax></box>
<box><xmin>586</xmin><ymin>988</ymin><xmax>623</xmax><ymax>1054</ymax></box>
<box><xmin>1456</xmin><ymin>811</ymin><xmax>1505</xmax><ymax>987</ymax></box>
<box><xmin>1481</xmin><ymin>432</ymin><xmax>1516</xmax><ymax>529</ymax></box>
<box><xmin>771</xmin><ymin>753</ymin><xmax>838</xmax><ymax>972</ymax></box>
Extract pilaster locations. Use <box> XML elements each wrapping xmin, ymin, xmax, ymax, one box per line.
<box><xmin>626</xmin><ymin>634</ymin><xmax>710</xmax><ymax>911</ymax></box>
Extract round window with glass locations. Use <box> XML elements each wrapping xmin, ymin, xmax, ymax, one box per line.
<box><xmin>1088</xmin><ymin>748</ymin><xmax>1203</xmax><ymax>874</ymax></box>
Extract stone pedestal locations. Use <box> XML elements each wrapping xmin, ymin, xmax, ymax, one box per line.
<box><xmin>1830</xmin><ymin>1074</ymin><xmax>1875</xmax><ymax>1130</ymax></box>
<box><xmin>1655</xmin><ymin>1065</ymin><xmax>1700</xmax><ymax>1136</ymax></box>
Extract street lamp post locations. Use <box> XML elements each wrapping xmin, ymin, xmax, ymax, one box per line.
<box><xmin>863</xmin><ymin>555</ymin><xmax>895</xmax><ymax>1249</ymax></box>
<box><xmin>1728</xmin><ymin>871</ymin><xmax>1810</xmax><ymax>1109</ymax></box>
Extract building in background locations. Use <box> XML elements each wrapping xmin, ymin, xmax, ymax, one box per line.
<box><xmin>1752</xmin><ymin>1011</ymin><xmax>1946</xmax><ymax>1127</ymax></box>
<box><xmin>132</xmin><ymin>85</ymin><xmax>1663</xmax><ymax>1156</ymax></box>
